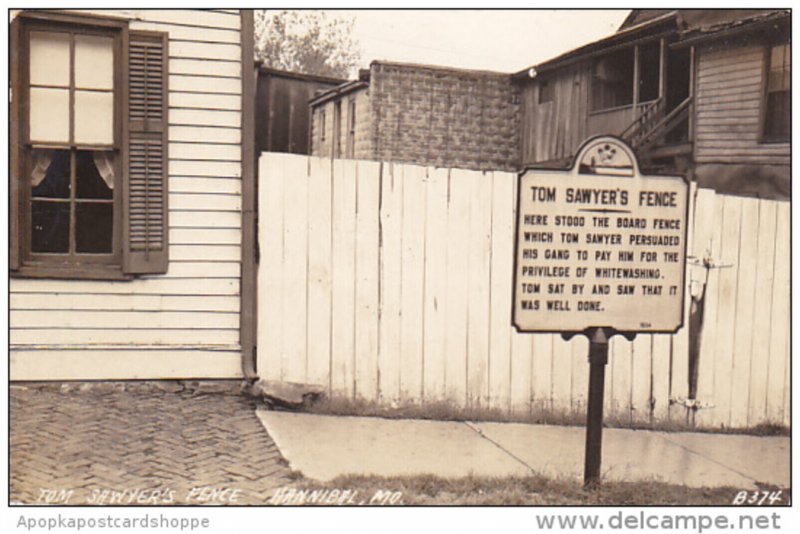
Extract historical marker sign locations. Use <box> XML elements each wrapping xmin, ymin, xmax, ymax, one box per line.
<box><xmin>513</xmin><ymin>137</ymin><xmax>689</xmax><ymax>333</ymax></box>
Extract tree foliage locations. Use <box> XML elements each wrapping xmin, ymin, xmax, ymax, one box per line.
<box><xmin>255</xmin><ymin>10</ymin><xmax>361</xmax><ymax>79</ymax></box>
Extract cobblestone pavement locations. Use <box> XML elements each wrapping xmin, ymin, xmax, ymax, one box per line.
<box><xmin>11</xmin><ymin>382</ymin><xmax>294</xmax><ymax>505</ymax></box>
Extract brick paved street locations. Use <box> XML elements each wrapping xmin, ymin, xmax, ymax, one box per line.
<box><xmin>10</xmin><ymin>382</ymin><xmax>293</xmax><ymax>505</ymax></box>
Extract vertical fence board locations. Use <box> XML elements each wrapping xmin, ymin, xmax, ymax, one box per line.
<box><xmin>258</xmin><ymin>154</ymin><xmax>285</xmax><ymax>380</ymax></box>
<box><xmin>551</xmin><ymin>336</ymin><xmax>573</xmax><ymax>415</ymax></box>
<box><xmin>399</xmin><ymin>164</ymin><xmax>426</xmax><ymax>400</ymax></box>
<box><xmin>608</xmin><ymin>337</ymin><xmax>632</xmax><ymax>421</ymax></box>
<box><xmin>422</xmin><ymin>167</ymin><xmax>450</xmax><ymax>401</ymax></box>
<box><xmin>508</xmin><ymin>181</ymin><xmax>531</xmax><ymax>413</ymax></box>
<box><xmin>692</xmin><ymin>188</ymin><xmax>722</xmax><ymax>427</ymax></box>
<box><xmin>782</xmin><ymin>355</ymin><xmax>790</xmax><ymax>427</ymax></box>
<box><xmin>699</xmin><ymin>193</ymin><xmax>731</xmax><ymax>427</ymax></box>
<box><xmin>488</xmin><ymin>172</ymin><xmax>515</xmax><ymax>410</ymax></box>
<box><xmin>354</xmin><ymin>160</ymin><xmax>381</xmax><ymax>400</ymax></box>
<box><xmin>746</xmin><ymin>200</ymin><xmax>777</xmax><ymax>425</ymax></box>
<box><xmin>331</xmin><ymin>159</ymin><xmax>357</xmax><ymax>397</ymax></box>
<box><xmin>768</xmin><ymin>202</ymin><xmax>790</xmax><ymax>425</ymax></box>
<box><xmin>668</xmin><ymin>182</ymin><xmax>696</xmax><ymax>422</ymax></box>
<box><xmin>530</xmin><ymin>335</ymin><xmax>553</xmax><ymax>414</ymax></box>
<box><xmin>281</xmin><ymin>155</ymin><xmax>310</xmax><ymax>383</ymax></box>
<box><xmin>712</xmin><ymin>195</ymin><xmax>743</xmax><ymax>427</ymax></box>
<box><xmin>467</xmin><ymin>171</ymin><xmax>493</xmax><ymax>406</ymax></box>
<box><xmin>650</xmin><ymin>334</ymin><xmax>672</xmax><ymax>422</ymax></box>
<box><xmin>306</xmin><ymin>156</ymin><xmax>333</xmax><ymax>388</ymax></box>
<box><xmin>378</xmin><ymin>163</ymin><xmax>403</xmax><ymax>402</ymax></box>
<box><xmin>631</xmin><ymin>334</ymin><xmax>652</xmax><ymax>423</ymax></box>
<box><xmin>510</xmin><ymin>334</ymin><xmax>534</xmax><ymax>412</ymax></box>
<box><xmin>729</xmin><ymin>198</ymin><xmax>759</xmax><ymax>428</ymax></box>
<box><xmin>444</xmin><ymin>169</ymin><xmax>471</xmax><ymax>402</ymax></box>
<box><xmin>570</xmin><ymin>335</ymin><xmax>589</xmax><ymax>417</ymax></box>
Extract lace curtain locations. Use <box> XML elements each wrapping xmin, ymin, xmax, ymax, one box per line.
<box><xmin>30</xmin><ymin>150</ymin><xmax>115</xmax><ymax>189</ymax></box>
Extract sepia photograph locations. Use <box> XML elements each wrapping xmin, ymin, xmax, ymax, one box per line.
<box><xmin>5</xmin><ymin>4</ymin><xmax>792</xmax><ymax>525</ymax></box>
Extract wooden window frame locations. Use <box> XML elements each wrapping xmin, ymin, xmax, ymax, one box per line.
<box><xmin>13</xmin><ymin>11</ymin><xmax>129</xmax><ymax>280</ymax></box>
<box><xmin>760</xmin><ymin>40</ymin><xmax>791</xmax><ymax>144</ymax></box>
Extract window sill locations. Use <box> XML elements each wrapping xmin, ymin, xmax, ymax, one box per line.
<box><xmin>12</xmin><ymin>264</ymin><xmax>132</xmax><ymax>281</ymax></box>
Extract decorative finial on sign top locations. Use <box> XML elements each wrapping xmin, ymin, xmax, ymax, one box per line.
<box><xmin>576</xmin><ymin>136</ymin><xmax>637</xmax><ymax>177</ymax></box>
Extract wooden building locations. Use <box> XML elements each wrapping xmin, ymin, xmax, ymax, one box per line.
<box><xmin>309</xmin><ymin>61</ymin><xmax>521</xmax><ymax>172</ymax></box>
<box><xmin>516</xmin><ymin>9</ymin><xmax>790</xmax><ymax>199</ymax></box>
<box><xmin>9</xmin><ymin>9</ymin><xmax>258</xmax><ymax>380</ymax></box>
<box><xmin>255</xmin><ymin>66</ymin><xmax>343</xmax><ymax>155</ymax></box>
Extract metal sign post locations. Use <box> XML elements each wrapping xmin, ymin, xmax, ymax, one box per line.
<box><xmin>513</xmin><ymin>136</ymin><xmax>689</xmax><ymax>488</ymax></box>
<box><xmin>584</xmin><ymin>327</ymin><xmax>609</xmax><ymax>487</ymax></box>
<box><xmin>564</xmin><ymin>326</ymin><xmax>636</xmax><ymax>487</ymax></box>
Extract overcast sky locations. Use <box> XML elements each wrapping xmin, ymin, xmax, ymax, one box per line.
<box><xmin>340</xmin><ymin>10</ymin><xmax>630</xmax><ymax>74</ymax></box>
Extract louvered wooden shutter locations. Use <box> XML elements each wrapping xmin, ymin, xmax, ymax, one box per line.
<box><xmin>123</xmin><ymin>31</ymin><xmax>168</xmax><ymax>274</ymax></box>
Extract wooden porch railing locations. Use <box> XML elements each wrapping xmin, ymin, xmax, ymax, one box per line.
<box><xmin>635</xmin><ymin>96</ymin><xmax>693</xmax><ymax>154</ymax></box>
<box><xmin>620</xmin><ymin>97</ymin><xmax>665</xmax><ymax>148</ymax></box>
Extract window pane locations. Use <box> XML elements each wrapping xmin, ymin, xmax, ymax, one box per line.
<box><xmin>74</xmin><ymin>90</ymin><xmax>114</xmax><ymax>145</ymax></box>
<box><xmin>75</xmin><ymin>35</ymin><xmax>114</xmax><ymax>90</ymax></box>
<box><xmin>29</xmin><ymin>87</ymin><xmax>70</xmax><ymax>143</ymax></box>
<box><xmin>592</xmin><ymin>49</ymin><xmax>634</xmax><ymax>111</ymax></box>
<box><xmin>31</xmin><ymin>149</ymin><xmax>70</xmax><ymax>198</ymax></box>
<box><xmin>76</xmin><ymin>202</ymin><xmax>113</xmax><ymax>253</ymax></box>
<box><xmin>30</xmin><ymin>31</ymin><xmax>70</xmax><ymax>87</ymax></box>
<box><xmin>31</xmin><ymin>201</ymin><xmax>70</xmax><ymax>253</ymax></box>
<box><xmin>76</xmin><ymin>150</ymin><xmax>113</xmax><ymax>199</ymax></box>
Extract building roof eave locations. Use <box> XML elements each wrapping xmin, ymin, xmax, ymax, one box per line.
<box><xmin>370</xmin><ymin>59</ymin><xmax>512</xmax><ymax>78</ymax></box>
<box><xmin>512</xmin><ymin>10</ymin><xmax>679</xmax><ymax>80</ymax></box>
<box><xmin>255</xmin><ymin>63</ymin><xmax>347</xmax><ymax>85</ymax></box>
<box><xmin>671</xmin><ymin>10</ymin><xmax>790</xmax><ymax>49</ymax></box>
<box><xmin>309</xmin><ymin>80</ymin><xmax>369</xmax><ymax>107</ymax></box>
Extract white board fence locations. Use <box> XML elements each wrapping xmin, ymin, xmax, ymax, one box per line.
<box><xmin>257</xmin><ymin>153</ymin><xmax>789</xmax><ymax>429</ymax></box>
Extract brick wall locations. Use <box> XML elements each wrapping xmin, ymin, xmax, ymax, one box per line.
<box><xmin>311</xmin><ymin>87</ymin><xmax>372</xmax><ymax>159</ymax></box>
<box><xmin>311</xmin><ymin>63</ymin><xmax>521</xmax><ymax>172</ymax></box>
<box><xmin>350</xmin><ymin>89</ymin><xmax>372</xmax><ymax>159</ymax></box>
<box><xmin>370</xmin><ymin>62</ymin><xmax>520</xmax><ymax>172</ymax></box>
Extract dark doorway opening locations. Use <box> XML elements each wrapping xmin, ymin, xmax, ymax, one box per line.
<box><xmin>639</xmin><ymin>42</ymin><xmax>661</xmax><ymax>103</ymax></box>
<box><xmin>665</xmin><ymin>47</ymin><xmax>691</xmax><ymax>144</ymax></box>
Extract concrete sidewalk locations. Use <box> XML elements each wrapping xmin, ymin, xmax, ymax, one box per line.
<box><xmin>256</xmin><ymin>411</ymin><xmax>790</xmax><ymax>489</ymax></box>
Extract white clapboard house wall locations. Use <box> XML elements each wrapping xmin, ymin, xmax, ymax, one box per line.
<box><xmin>257</xmin><ymin>153</ymin><xmax>790</xmax><ymax>429</ymax></box>
<box><xmin>10</xmin><ymin>10</ymin><xmax>252</xmax><ymax>380</ymax></box>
